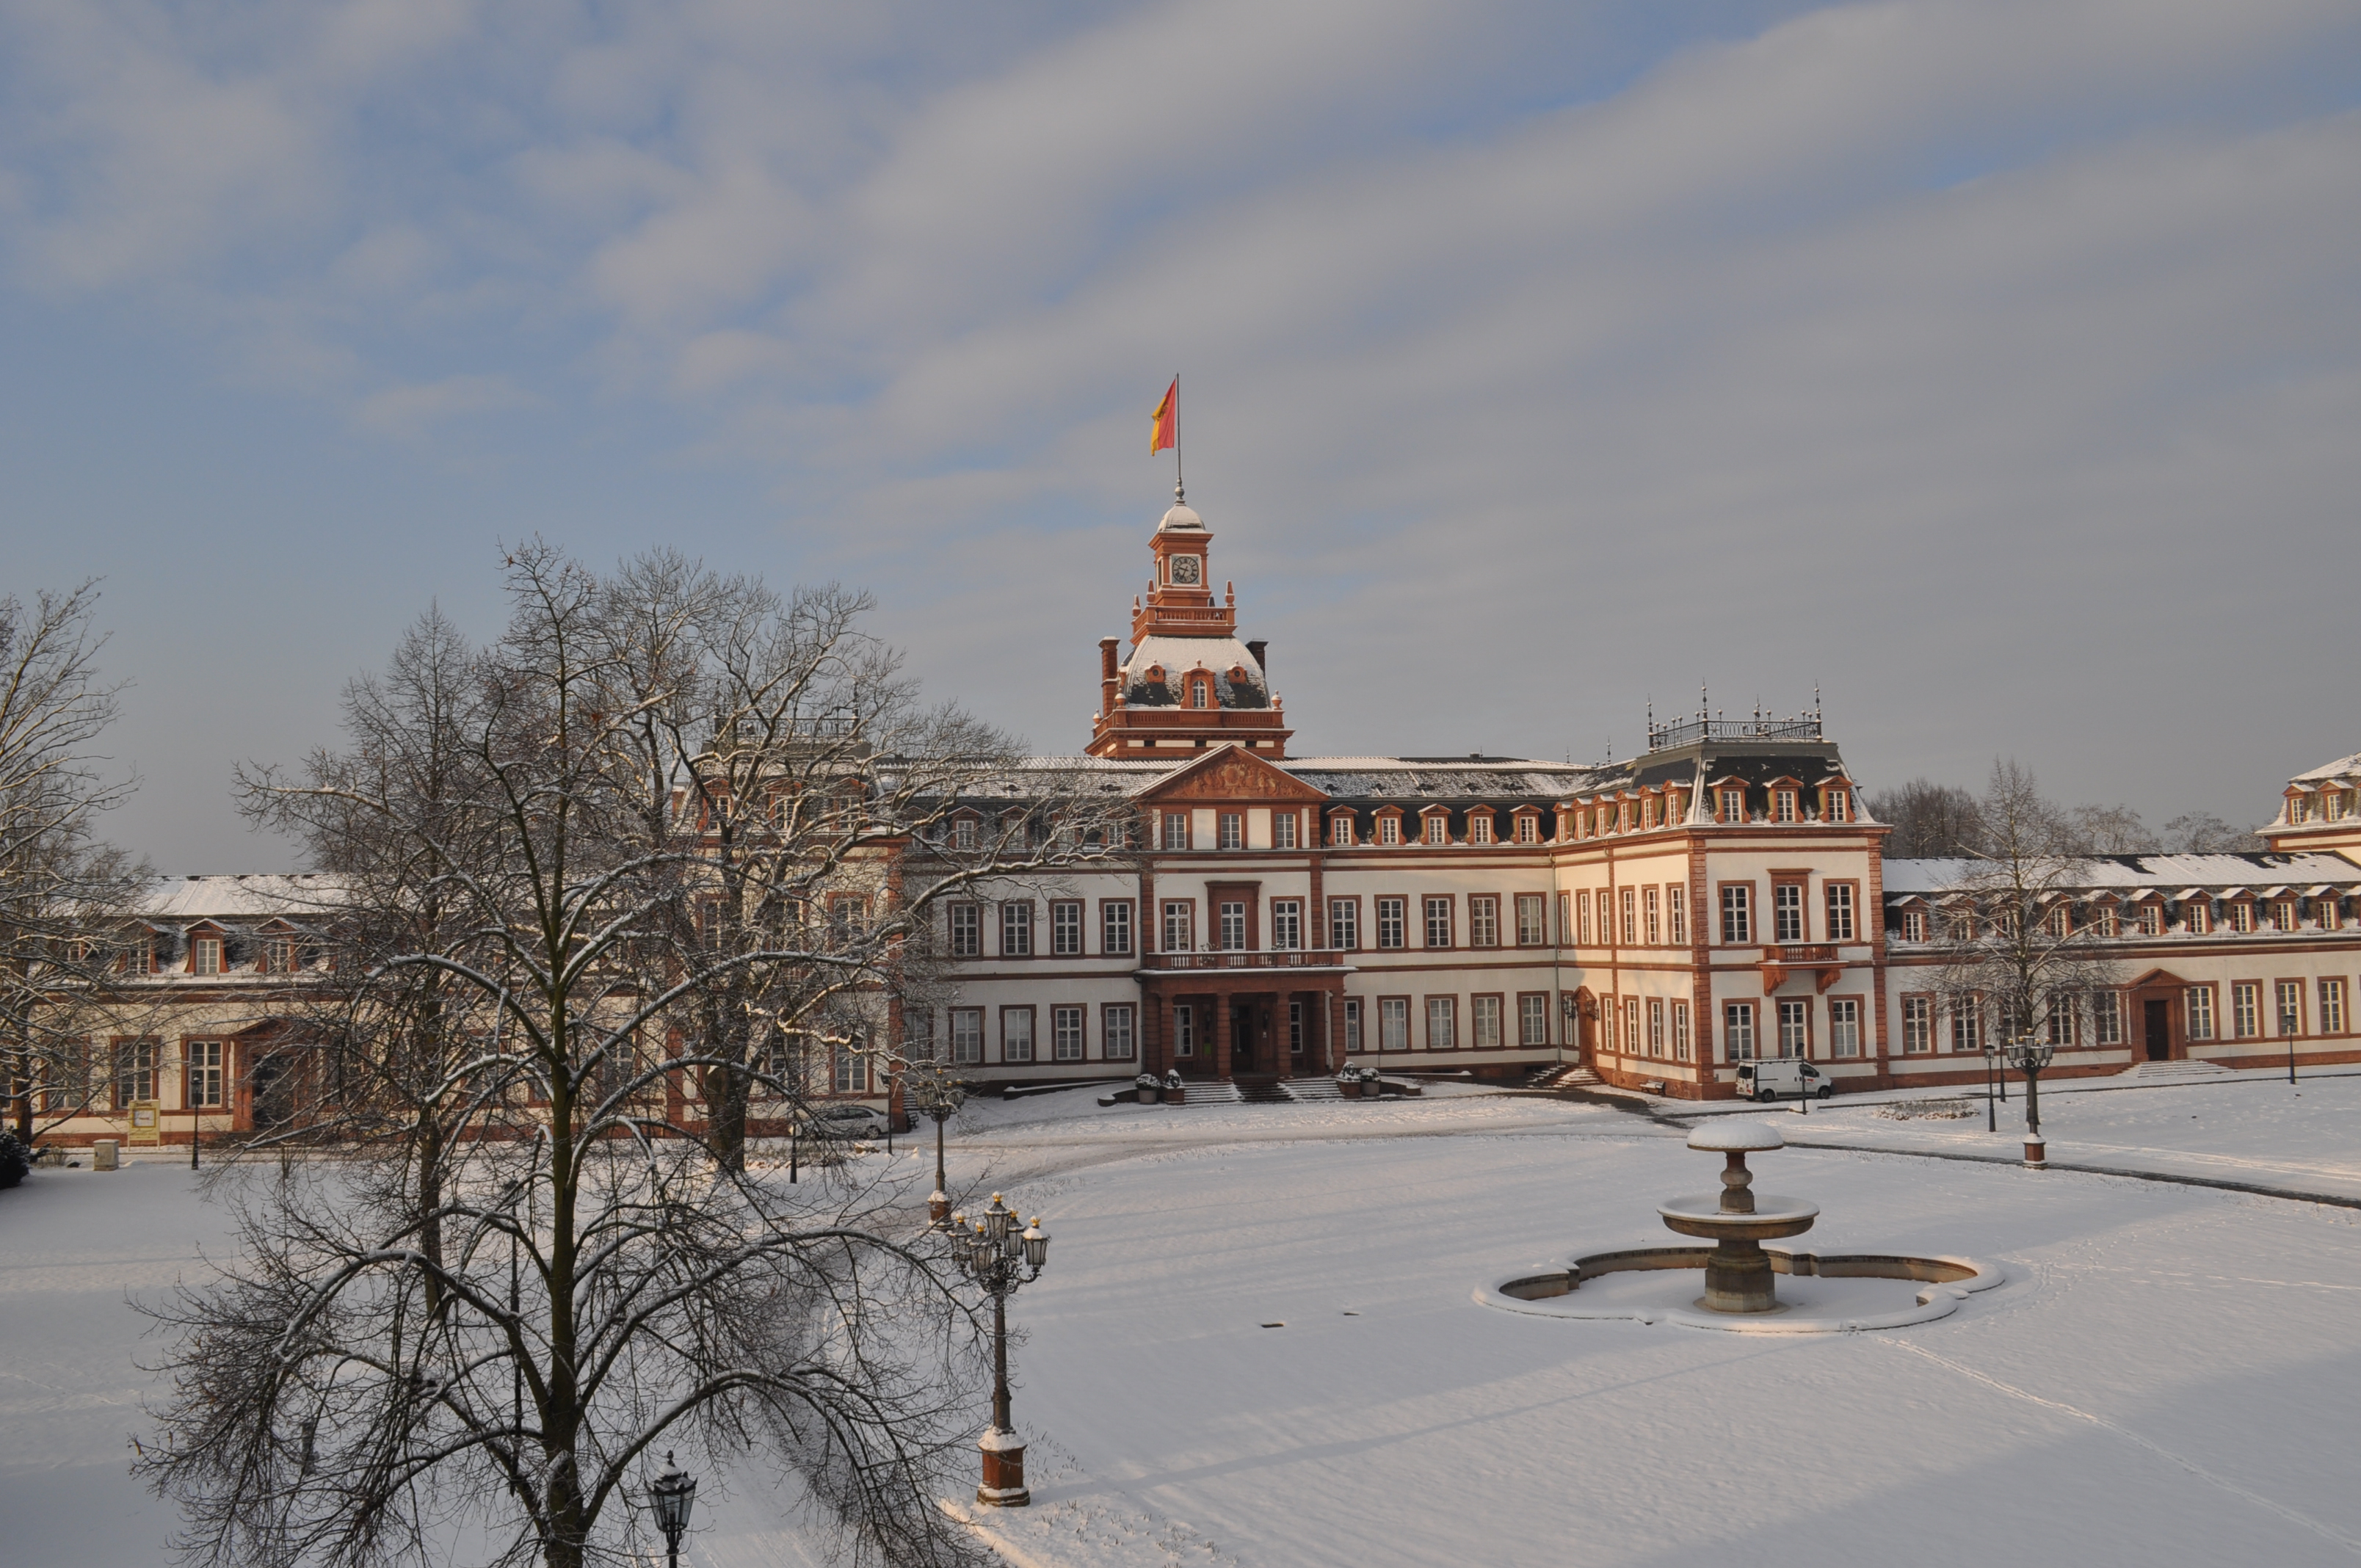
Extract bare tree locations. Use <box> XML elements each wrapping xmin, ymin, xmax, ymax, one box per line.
<box><xmin>2061</xmin><ymin>802</ymin><xmax>2158</xmax><ymax>855</ymax></box>
<box><xmin>1866</xmin><ymin>778</ymin><xmax>1984</xmax><ymax>857</ymax></box>
<box><xmin>2161</xmin><ymin>810</ymin><xmax>2266</xmax><ymax>854</ymax></box>
<box><xmin>1926</xmin><ymin>760</ymin><xmax>2122</xmax><ymax>1123</ymax></box>
<box><xmin>0</xmin><ymin>581</ymin><xmax>146</xmax><ymax>1144</ymax></box>
<box><xmin>140</xmin><ymin>544</ymin><xmax>1122</xmax><ymax>1568</ymax></box>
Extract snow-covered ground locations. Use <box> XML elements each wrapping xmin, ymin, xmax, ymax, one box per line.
<box><xmin>7</xmin><ymin>1074</ymin><xmax>2360</xmax><ymax>1566</ymax></box>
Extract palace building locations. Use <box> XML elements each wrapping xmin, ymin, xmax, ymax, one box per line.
<box><xmin>29</xmin><ymin>487</ymin><xmax>2361</xmax><ymax>1149</ymax></box>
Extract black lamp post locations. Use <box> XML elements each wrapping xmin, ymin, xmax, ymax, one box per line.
<box><xmin>950</xmin><ymin>1192</ymin><xmax>1050</xmax><ymax>1506</ymax></box>
<box><xmin>904</xmin><ymin>1062</ymin><xmax>968</xmax><ymax>1226</ymax></box>
<box><xmin>1981</xmin><ymin>1042</ymin><xmax>1998</xmax><ymax>1132</ymax></box>
<box><xmin>2006</xmin><ymin>1037</ymin><xmax>2054</xmax><ymax>1138</ymax></box>
<box><xmin>649</xmin><ymin>1451</ymin><xmax>697</xmax><ymax>1568</ymax></box>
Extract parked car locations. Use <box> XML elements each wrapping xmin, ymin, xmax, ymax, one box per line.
<box><xmin>795</xmin><ymin>1103</ymin><xmax>890</xmax><ymax>1141</ymax></box>
<box><xmin>1736</xmin><ymin>1059</ymin><xmax>1831</xmax><ymax>1101</ymax></box>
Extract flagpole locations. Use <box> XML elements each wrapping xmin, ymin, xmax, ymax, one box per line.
<box><xmin>1173</xmin><ymin>371</ymin><xmax>1183</xmax><ymax>502</ymax></box>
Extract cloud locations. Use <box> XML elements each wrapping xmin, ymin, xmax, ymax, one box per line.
<box><xmin>355</xmin><ymin>372</ymin><xmax>533</xmax><ymax>438</ymax></box>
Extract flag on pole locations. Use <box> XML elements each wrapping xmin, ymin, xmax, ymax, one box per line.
<box><xmin>1150</xmin><ymin>377</ymin><xmax>1178</xmax><ymax>455</ymax></box>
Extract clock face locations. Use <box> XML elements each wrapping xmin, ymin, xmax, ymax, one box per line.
<box><xmin>1169</xmin><ymin>554</ymin><xmax>1202</xmax><ymax>585</ymax></box>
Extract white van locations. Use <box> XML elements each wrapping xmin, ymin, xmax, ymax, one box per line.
<box><xmin>1736</xmin><ymin>1058</ymin><xmax>1831</xmax><ymax>1102</ymax></box>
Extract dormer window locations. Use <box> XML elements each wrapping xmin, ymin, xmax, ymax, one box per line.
<box><xmin>1377</xmin><ymin>813</ymin><xmax>1402</xmax><ymax>846</ymax></box>
<box><xmin>1901</xmin><ymin>910</ymin><xmax>1928</xmax><ymax>943</ymax></box>
<box><xmin>1825</xmin><ymin>789</ymin><xmax>1851</xmax><ymax>822</ymax></box>
<box><xmin>1717</xmin><ymin>787</ymin><xmax>1744</xmax><ymax>822</ymax></box>
<box><xmin>1189</xmin><ymin>677</ymin><xmax>1211</xmax><ymax>709</ymax></box>
<box><xmin>2329</xmin><ymin>792</ymin><xmax>2349</xmax><ymax>822</ymax></box>
<box><xmin>1330</xmin><ymin>813</ymin><xmax>1356</xmax><ymax>847</ymax></box>
<box><xmin>1513</xmin><ymin>810</ymin><xmax>1539</xmax><ymax>844</ymax></box>
<box><xmin>1422</xmin><ymin>813</ymin><xmax>1449</xmax><ymax>846</ymax></box>
<box><xmin>2289</xmin><ymin>795</ymin><xmax>2310</xmax><ymax>824</ymax></box>
<box><xmin>1641</xmin><ymin>796</ymin><xmax>1660</xmax><ymax>831</ymax></box>
<box><xmin>2226</xmin><ymin>901</ymin><xmax>2254</xmax><ymax>934</ymax></box>
<box><xmin>2274</xmin><ymin>899</ymin><xmax>2299</xmax><ymax>932</ymax></box>
<box><xmin>191</xmin><ymin>935</ymin><xmax>223</xmax><ymax>976</ymax></box>
<box><xmin>1468</xmin><ymin>811</ymin><xmax>1493</xmax><ymax>845</ymax></box>
<box><xmin>2136</xmin><ymin>902</ymin><xmax>2162</xmax><ymax>936</ymax></box>
<box><xmin>1772</xmin><ymin>790</ymin><xmax>1799</xmax><ymax>823</ymax></box>
<box><xmin>952</xmin><ymin>816</ymin><xmax>978</xmax><ymax>851</ymax></box>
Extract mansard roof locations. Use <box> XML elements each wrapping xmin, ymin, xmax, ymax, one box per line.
<box><xmin>2288</xmin><ymin>751</ymin><xmax>2361</xmax><ymax>785</ymax></box>
<box><xmin>1281</xmin><ymin>757</ymin><xmax>1603</xmax><ymax>802</ymax></box>
<box><xmin>1881</xmin><ymin>852</ymin><xmax>2361</xmax><ymax>899</ymax></box>
<box><xmin>131</xmin><ymin>873</ymin><xmax>347</xmax><ymax>921</ymax></box>
<box><xmin>1122</xmin><ymin>633</ymin><xmax>1269</xmax><ymax>708</ymax></box>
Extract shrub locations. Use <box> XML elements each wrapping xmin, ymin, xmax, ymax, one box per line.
<box><xmin>0</xmin><ymin>1131</ymin><xmax>29</xmax><ymax>1189</ymax></box>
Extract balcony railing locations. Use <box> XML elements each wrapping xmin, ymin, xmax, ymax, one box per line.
<box><xmin>1142</xmin><ymin>948</ymin><xmax>1354</xmax><ymax>970</ymax></box>
<box><xmin>1647</xmin><ymin>714</ymin><xmax>1822</xmax><ymax>751</ymax></box>
<box><xmin>1766</xmin><ymin>944</ymin><xmax>1840</xmax><ymax>964</ymax></box>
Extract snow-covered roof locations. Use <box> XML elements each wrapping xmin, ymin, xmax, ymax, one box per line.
<box><xmin>131</xmin><ymin>874</ymin><xmax>349</xmax><ymax>921</ymax></box>
<box><xmin>2288</xmin><ymin>751</ymin><xmax>2361</xmax><ymax>785</ymax></box>
<box><xmin>1122</xmin><ymin>634</ymin><xmax>1269</xmax><ymax>709</ymax></box>
<box><xmin>1283</xmin><ymin>758</ymin><xmax>1606</xmax><ymax>801</ymax></box>
<box><xmin>1881</xmin><ymin>853</ymin><xmax>2361</xmax><ymax>898</ymax></box>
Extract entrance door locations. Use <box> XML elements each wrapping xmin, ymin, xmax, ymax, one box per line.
<box><xmin>1231</xmin><ymin>1004</ymin><xmax>1257</xmax><ymax>1074</ymax></box>
<box><xmin>2143</xmin><ymin>999</ymin><xmax>2171</xmax><ymax>1061</ymax></box>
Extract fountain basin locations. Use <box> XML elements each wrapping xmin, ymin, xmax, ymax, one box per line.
<box><xmin>1657</xmin><ymin>1196</ymin><xmax>1819</xmax><ymax>1238</ymax></box>
<box><xmin>1479</xmin><ymin>1247</ymin><xmax>2003</xmax><ymax>1333</ymax></box>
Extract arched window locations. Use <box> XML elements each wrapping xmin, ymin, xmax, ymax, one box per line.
<box><xmin>1190</xmin><ymin>678</ymin><xmax>1210</xmax><ymax>708</ymax></box>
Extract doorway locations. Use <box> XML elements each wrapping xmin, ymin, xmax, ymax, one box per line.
<box><xmin>1231</xmin><ymin>1003</ymin><xmax>1258</xmax><ymax>1074</ymax></box>
<box><xmin>2143</xmin><ymin>999</ymin><xmax>2171</xmax><ymax>1061</ymax></box>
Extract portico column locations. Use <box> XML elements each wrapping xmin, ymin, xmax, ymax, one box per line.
<box><xmin>1214</xmin><ymin>989</ymin><xmax>1233</xmax><ymax>1079</ymax></box>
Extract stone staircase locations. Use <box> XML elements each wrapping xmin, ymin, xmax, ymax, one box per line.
<box><xmin>1234</xmin><ymin>1078</ymin><xmax>1294</xmax><ymax>1106</ymax></box>
<box><xmin>1525</xmin><ymin>1064</ymin><xmax>1603</xmax><ymax>1089</ymax></box>
<box><xmin>1172</xmin><ymin>1079</ymin><xmax>1244</xmax><ymax>1106</ymax></box>
<box><xmin>1280</xmin><ymin>1076</ymin><xmax>1345</xmax><ymax>1103</ymax></box>
<box><xmin>2119</xmin><ymin>1059</ymin><xmax>2235</xmax><ymax>1085</ymax></box>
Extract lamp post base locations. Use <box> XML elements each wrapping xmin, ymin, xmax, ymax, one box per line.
<box><xmin>2023</xmin><ymin>1138</ymin><xmax>2047</xmax><ymax>1169</ymax></box>
<box><xmin>977</xmin><ymin>1428</ymin><xmax>1029</xmax><ymax>1507</ymax></box>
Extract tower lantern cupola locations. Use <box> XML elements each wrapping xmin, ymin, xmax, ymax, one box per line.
<box><xmin>1086</xmin><ymin>484</ymin><xmax>1294</xmax><ymax>759</ymax></box>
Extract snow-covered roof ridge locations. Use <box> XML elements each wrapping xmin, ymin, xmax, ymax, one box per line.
<box><xmin>133</xmin><ymin>873</ymin><xmax>352</xmax><ymax>920</ymax></box>
<box><xmin>2289</xmin><ymin>751</ymin><xmax>2361</xmax><ymax>784</ymax></box>
<box><xmin>1882</xmin><ymin>852</ymin><xmax>2361</xmax><ymax>896</ymax></box>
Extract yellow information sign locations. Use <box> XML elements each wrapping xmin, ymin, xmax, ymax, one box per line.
<box><xmin>128</xmin><ymin>1100</ymin><xmax>161</xmax><ymax>1147</ymax></box>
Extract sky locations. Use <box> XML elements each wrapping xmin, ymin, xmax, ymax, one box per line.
<box><xmin>3</xmin><ymin>0</ymin><xmax>2357</xmax><ymax>872</ymax></box>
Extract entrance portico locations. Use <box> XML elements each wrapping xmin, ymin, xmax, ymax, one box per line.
<box><xmin>1139</xmin><ymin>957</ymin><xmax>1350</xmax><ymax>1081</ymax></box>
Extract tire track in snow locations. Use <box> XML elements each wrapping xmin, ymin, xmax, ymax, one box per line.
<box><xmin>1881</xmin><ymin>1338</ymin><xmax>2361</xmax><ymax>1555</ymax></box>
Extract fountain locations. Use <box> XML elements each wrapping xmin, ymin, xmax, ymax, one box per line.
<box><xmin>1479</xmin><ymin>1117</ymin><xmax>2003</xmax><ymax>1334</ymax></box>
<box><xmin>1657</xmin><ymin>1119</ymin><xmax>1818</xmax><ymax>1313</ymax></box>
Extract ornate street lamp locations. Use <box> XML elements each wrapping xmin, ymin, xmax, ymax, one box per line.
<box><xmin>904</xmin><ymin>1061</ymin><xmax>968</xmax><ymax>1225</ymax></box>
<box><xmin>648</xmin><ymin>1451</ymin><xmax>697</xmax><ymax>1568</ymax></box>
<box><xmin>2006</xmin><ymin>1036</ymin><xmax>2055</xmax><ymax>1139</ymax></box>
<box><xmin>950</xmin><ymin>1191</ymin><xmax>1051</xmax><ymax>1506</ymax></box>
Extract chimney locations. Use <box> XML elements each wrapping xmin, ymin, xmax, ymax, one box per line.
<box><xmin>1099</xmin><ymin>637</ymin><xmax>1121</xmax><ymax>716</ymax></box>
<box><xmin>1247</xmin><ymin>639</ymin><xmax>1268</xmax><ymax>678</ymax></box>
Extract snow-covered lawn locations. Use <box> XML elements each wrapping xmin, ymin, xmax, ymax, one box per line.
<box><xmin>7</xmin><ymin>1075</ymin><xmax>2360</xmax><ymax>1566</ymax></box>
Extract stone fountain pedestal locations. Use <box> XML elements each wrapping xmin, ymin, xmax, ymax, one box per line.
<box><xmin>1658</xmin><ymin>1119</ymin><xmax>1818</xmax><ymax>1313</ymax></box>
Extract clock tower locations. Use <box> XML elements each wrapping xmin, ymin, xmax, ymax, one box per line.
<box><xmin>1087</xmin><ymin>484</ymin><xmax>1294</xmax><ymax>758</ymax></box>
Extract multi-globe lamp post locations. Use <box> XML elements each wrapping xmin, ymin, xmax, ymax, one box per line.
<box><xmin>904</xmin><ymin>1060</ymin><xmax>968</xmax><ymax>1224</ymax></box>
<box><xmin>949</xmin><ymin>1192</ymin><xmax>1051</xmax><ymax>1506</ymax></box>
<box><xmin>2006</xmin><ymin>1035</ymin><xmax>2054</xmax><ymax>1166</ymax></box>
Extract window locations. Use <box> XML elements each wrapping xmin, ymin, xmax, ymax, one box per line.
<box><xmin>1424</xmin><ymin>896</ymin><xmax>1454</xmax><ymax>948</ymax></box>
<box><xmin>1377</xmin><ymin>814</ymin><xmax>1402</xmax><ymax>846</ymax></box>
<box><xmin>1469</xmin><ymin>812</ymin><xmax>1494</xmax><ymax>845</ymax></box>
<box><xmin>2232</xmin><ymin>982</ymin><xmax>2260</xmax><ymax>1038</ymax></box>
<box><xmin>953</xmin><ymin>816</ymin><xmax>978</xmax><ymax>851</ymax></box>
<box><xmin>2186</xmin><ymin>901</ymin><xmax>2211</xmax><ymax>934</ymax></box>
<box><xmin>113</xmin><ymin>1037</ymin><xmax>156</xmax><ymax>1109</ymax></box>
<box><xmin>1949</xmin><ymin>998</ymin><xmax>1981</xmax><ymax>1053</ymax></box>
<box><xmin>2227</xmin><ymin>901</ymin><xmax>2255</xmax><ymax>934</ymax></box>
<box><xmin>1772</xmin><ymin>883</ymin><xmax>1805</xmax><ymax>943</ymax></box>
<box><xmin>1377</xmin><ymin>897</ymin><xmax>1407</xmax><ymax>949</ymax></box>
<box><xmin>1330</xmin><ymin>815</ymin><xmax>1356</xmax><ymax>847</ymax></box>
<box><xmin>2137</xmin><ymin>903</ymin><xmax>2162</xmax><ymax>937</ymax></box>
<box><xmin>2321</xmin><ymin>979</ymin><xmax>2346</xmax><ymax>1034</ymax></box>
<box><xmin>1600</xmin><ymin>995</ymin><xmax>1617</xmax><ymax>1053</ymax></box>
<box><xmin>1379</xmin><ymin>998</ymin><xmax>1410</xmax><ymax>1051</ymax></box>
<box><xmin>2274</xmin><ymin>901</ymin><xmax>2299</xmax><ymax>933</ymax></box>
<box><xmin>1289</xmin><ymin>1000</ymin><xmax>1305</xmax><ymax>1054</ymax></box>
<box><xmin>834</xmin><ymin>1048</ymin><xmax>869</xmax><ymax>1095</ymax></box>
<box><xmin>1272</xmin><ymin>899</ymin><xmax>1302</xmax><ymax>950</ymax></box>
<box><xmin>1162</xmin><ymin>901</ymin><xmax>1194</xmax><ymax>953</ymax></box>
<box><xmin>262</xmin><ymin>934</ymin><xmax>294</xmax><ymax>973</ymax></box>
<box><xmin>1644</xmin><ymin>888</ymin><xmax>1661</xmax><ymax>945</ymax></box>
<box><xmin>1902</xmin><ymin>910</ymin><xmax>1929</xmax><ymax>943</ymax></box>
<box><xmin>1473</xmin><ymin>995</ymin><xmax>1502</xmax><ymax>1049</ymax></box>
<box><xmin>120</xmin><ymin>935</ymin><xmax>153</xmax><ymax>975</ymax></box>
<box><xmin>2094</xmin><ymin>993</ymin><xmax>2123</xmax><ymax>1045</ymax></box>
<box><xmin>1163</xmin><ymin>811</ymin><xmax>1190</xmax><ymax>851</ymax></box>
<box><xmin>192</xmin><ymin>935</ymin><xmax>223</xmax><ymax>976</ymax></box>
<box><xmin>1721</xmin><ymin>885</ymin><xmax>1752</xmax><ymax>945</ymax></box>
<box><xmin>1426</xmin><ymin>998</ymin><xmax>1459</xmax><ymax>1050</ymax></box>
<box><xmin>1515</xmin><ymin>812</ymin><xmax>1539</xmax><ymax>844</ymax></box>
<box><xmin>1515</xmin><ymin>893</ymin><xmax>1546</xmax><ymax>947</ymax></box>
<box><xmin>44</xmin><ymin>1040</ymin><xmax>92</xmax><ymax>1114</ymax></box>
<box><xmin>1000</xmin><ymin>902</ymin><xmax>1033</xmax><ymax>957</ymax></box>
<box><xmin>2186</xmin><ymin>985</ymin><xmax>2215</xmax><ymax>1040</ymax></box>
<box><xmin>1647</xmin><ymin>998</ymin><xmax>1665</xmax><ymax>1057</ymax></box>
<box><xmin>1175</xmin><ymin>1003</ymin><xmax>1195</xmax><ymax>1058</ymax></box>
<box><xmin>1724</xmin><ymin>1003</ymin><xmax>1756</xmax><ymax>1061</ymax></box>
<box><xmin>1520</xmin><ymin>993</ymin><xmax>1550</xmax><ymax>1048</ymax></box>
<box><xmin>1625</xmin><ymin>997</ymin><xmax>1641</xmax><ymax>1056</ymax></box>
<box><xmin>1423</xmin><ymin>813</ymin><xmax>1448</xmax><ymax>846</ymax></box>
<box><xmin>1620</xmin><ymin>888</ymin><xmax>1636</xmax><ymax>946</ymax></box>
<box><xmin>1330</xmin><ymin>899</ymin><xmax>1360</xmax><ymax>951</ymax></box>
<box><xmin>1673</xmin><ymin>1001</ymin><xmax>1692</xmax><ymax>1061</ymax></box>
<box><xmin>1104</xmin><ymin>1004</ymin><xmax>1136</xmax><ymax>1060</ymax></box>
<box><xmin>1826</xmin><ymin>789</ymin><xmax>1852</xmax><ymax>822</ymax></box>
<box><xmin>1219</xmin><ymin>812</ymin><xmax>1243</xmax><ymax>850</ymax></box>
<box><xmin>1343</xmin><ymin>998</ymin><xmax>1363</xmax><ymax>1053</ymax></box>
<box><xmin>948</xmin><ymin>904</ymin><xmax>982</xmax><ymax>957</ymax></box>
<box><xmin>1777</xmin><ymin>999</ymin><xmax>1810</xmax><ymax>1059</ymax></box>
<box><xmin>1053</xmin><ymin>1006</ymin><xmax>1087</xmax><ymax>1061</ymax></box>
<box><xmin>2045</xmin><ymin>905</ymin><xmax>2071</xmax><ymax>940</ymax></box>
<box><xmin>2045</xmin><ymin>998</ymin><xmax>2075</xmax><ymax>1047</ymax></box>
<box><xmin>2323</xmin><ymin>899</ymin><xmax>2343</xmax><ymax>932</ymax></box>
<box><xmin>1826</xmin><ymin>885</ymin><xmax>1855</xmax><ymax>943</ymax></box>
<box><xmin>1272</xmin><ymin>812</ymin><xmax>1298</xmax><ymax>849</ymax></box>
<box><xmin>1190</xmin><ymin>678</ymin><xmax>1210</xmax><ymax>708</ymax></box>
<box><xmin>1002</xmin><ymin>1008</ymin><xmax>1035</xmax><ymax>1064</ymax></box>
<box><xmin>1826</xmin><ymin>998</ymin><xmax>1859</xmax><ymax>1058</ymax></box>
<box><xmin>1773</xmin><ymin>789</ymin><xmax>1799</xmax><ymax>823</ymax></box>
<box><xmin>1577</xmin><ymin>890</ymin><xmax>1593</xmax><ymax>947</ymax></box>
<box><xmin>1470</xmin><ymin>895</ymin><xmax>1499</xmax><ymax>948</ymax></box>
<box><xmin>1102</xmin><ymin>901</ymin><xmax>1134</xmax><ymax>955</ymax></box>
<box><xmin>2093</xmin><ymin>905</ymin><xmax>2120</xmax><ymax>937</ymax></box>
<box><xmin>1903</xmin><ymin>996</ymin><xmax>1933</xmax><ymax>1053</ymax></box>
<box><xmin>827</xmin><ymin>894</ymin><xmax>865</xmax><ymax>943</ymax></box>
<box><xmin>1718</xmin><ymin>786</ymin><xmax>1745</xmax><ymax>821</ymax></box>
<box><xmin>2276</xmin><ymin>980</ymin><xmax>2303</xmax><ymax>1037</ymax></box>
<box><xmin>1667</xmin><ymin>887</ymin><xmax>1687</xmax><ymax>946</ymax></box>
<box><xmin>186</xmin><ymin>1039</ymin><xmax>225</xmax><ymax>1107</ymax></box>
<box><xmin>1218</xmin><ymin>901</ymin><xmax>1248</xmax><ymax>950</ymax></box>
<box><xmin>1051</xmin><ymin>901</ymin><xmax>1083</xmax><ymax>956</ymax></box>
<box><xmin>951</xmin><ymin>1009</ymin><xmax>984</xmax><ymax>1065</ymax></box>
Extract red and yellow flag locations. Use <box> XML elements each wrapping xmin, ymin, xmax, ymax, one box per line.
<box><xmin>1150</xmin><ymin>377</ymin><xmax>1178</xmax><ymax>454</ymax></box>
